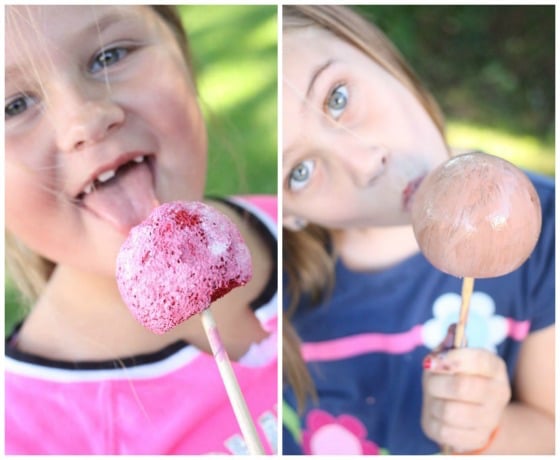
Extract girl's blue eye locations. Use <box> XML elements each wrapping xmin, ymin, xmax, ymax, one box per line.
<box><xmin>90</xmin><ymin>47</ymin><xmax>128</xmax><ymax>73</ymax></box>
<box><xmin>5</xmin><ymin>94</ymin><xmax>36</xmax><ymax>119</ymax></box>
<box><xmin>326</xmin><ymin>84</ymin><xmax>348</xmax><ymax>120</ymax></box>
<box><xmin>289</xmin><ymin>159</ymin><xmax>315</xmax><ymax>191</ymax></box>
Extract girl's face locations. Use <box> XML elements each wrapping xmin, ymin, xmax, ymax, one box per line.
<box><xmin>5</xmin><ymin>6</ymin><xmax>207</xmax><ymax>275</ymax></box>
<box><xmin>283</xmin><ymin>27</ymin><xmax>449</xmax><ymax>230</ymax></box>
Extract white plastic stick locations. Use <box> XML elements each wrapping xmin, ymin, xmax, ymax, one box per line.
<box><xmin>200</xmin><ymin>309</ymin><xmax>264</xmax><ymax>455</ymax></box>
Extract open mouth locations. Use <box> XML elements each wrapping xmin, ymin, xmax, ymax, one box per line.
<box><xmin>74</xmin><ymin>155</ymin><xmax>159</xmax><ymax>234</ymax></box>
<box><xmin>75</xmin><ymin>155</ymin><xmax>147</xmax><ymax>202</ymax></box>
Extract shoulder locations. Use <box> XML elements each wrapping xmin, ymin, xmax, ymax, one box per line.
<box><xmin>231</xmin><ymin>195</ymin><xmax>278</xmax><ymax>223</ymax></box>
<box><xmin>204</xmin><ymin>194</ymin><xmax>277</xmax><ymax>233</ymax></box>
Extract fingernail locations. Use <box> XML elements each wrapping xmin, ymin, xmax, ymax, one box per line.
<box><xmin>422</xmin><ymin>356</ymin><xmax>434</xmax><ymax>370</ymax></box>
<box><xmin>435</xmin><ymin>353</ymin><xmax>454</xmax><ymax>372</ymax></box>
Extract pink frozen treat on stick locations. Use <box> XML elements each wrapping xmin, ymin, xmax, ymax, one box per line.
<box><xmin>411</xmin><ymin>151</ymin><xmax>542</xmax><ymax>349</ymax></box>
<box><xmin>116</xmin><ymin>201</ymin><xmax>252</xmax><ymax>334</ymax></box>
<box><xmin>116</xmin><ymin>201</ymin><xmax>264</xmax><ymax>454</ymax></box>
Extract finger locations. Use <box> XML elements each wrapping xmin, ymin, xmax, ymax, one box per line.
<box><xmin>432</xmin><ymin>420</ymin><xmax>488</xmax><ymax>452</ymax></box>
<box><xmin>427</xmin><ymin>348</ymin><xmax>508</xmax><ymax>380</ymax></box>
<box><xmin>421</xmin><ymin>407</ymin><xmax>493</xmax><ymax>452</ymax></box>
<box><xmin>427</xmin><ymin>397</ymin><xmax>488</xmax><ymax>430</ymax></box>
<box><xmin>423</xmin><ymin>371</ymin><xmax>491</xmax><ymax>404</ymax></box>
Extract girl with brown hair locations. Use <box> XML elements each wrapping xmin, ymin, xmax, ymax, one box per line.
<box><xmin>282</xmin><ymin>5</ymin><xmax>554</xmax><ymax>455</ymax></box>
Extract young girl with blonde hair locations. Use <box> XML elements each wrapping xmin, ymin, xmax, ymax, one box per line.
<box><xmin>5</xmin><ymin>5</ymin><xmax>278</xmax><ymax>454</ymax></box>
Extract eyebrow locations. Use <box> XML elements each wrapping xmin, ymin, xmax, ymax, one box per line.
<box><xmin>85</xmin><ymin>10</ymin><xmax>137</xmax><ymax>38</ymax></box>
<box><xmin>305</xmin><ymin>59</ymin><xmax>335</xmax><ymax>98</ymax></box>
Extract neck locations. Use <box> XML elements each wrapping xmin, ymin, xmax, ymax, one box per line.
<box><xmin>48</xmin><ymin>264</ymin><xmax>124</xmax><ymax>315</ymax></box>
<box><xmin>332</xmin><ymin>224</ymin><xmax>420</xmax><ymax>271</ymax></box>
<box><xmin>16</xmin><ymin>265</ymin><xmax>167</xmax><ymax>361</ymax></box>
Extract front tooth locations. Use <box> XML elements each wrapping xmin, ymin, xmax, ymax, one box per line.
<box><xmin>133</xmin><ymin>155</ymin><xmax>144</xmax><ymax>163</ymax></box>
<box><xmin>97</xmin><ymin>169</ymin><xmax>116</xmax><ymax>183</ymax></box>
<box><xmin>84</xmin><ymin>183</ymin><xmax>94</xmax><ymax>194</ymax></box>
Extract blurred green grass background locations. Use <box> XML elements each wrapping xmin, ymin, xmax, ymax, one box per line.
<box><xmin>5</xmin><ymin>5</ymin><xmax>278</xmax><ymax>335</ymax></box>
<box><xmin>357</xmin><ymin>5</ymin><xmax>554</xmax><ymax>177</ymax></box>
<box><xmin>182</xmin><ymin>5</ymin><xmax>277</xmax><ymax>196</ymax></box>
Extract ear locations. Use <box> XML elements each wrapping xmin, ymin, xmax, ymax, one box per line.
<box><xmin>283</xmin><ymin>214</ymin><xmax>307</xmax><ymax>231</ymax></box>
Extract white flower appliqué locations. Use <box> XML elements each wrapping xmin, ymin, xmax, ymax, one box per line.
<box><xmin>422</xmin><ymin>291</ymin><xmax>508</xmax><ymax>352</ymax></box>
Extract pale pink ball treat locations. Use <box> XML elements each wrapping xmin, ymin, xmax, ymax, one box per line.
<box><xmin>411</xmin><ymin>151</ymin><xmax>542</xmax><ymax>279</ymax></box>
<box><xmin>116</xmin><ymin>201</ymin><xmax>252</xmax><ymax>334</ymax></box>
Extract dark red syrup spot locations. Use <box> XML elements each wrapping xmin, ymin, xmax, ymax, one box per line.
<box><xmin>174</xmin><ymin>209</ymin><xmax>201</xmax><ymax>229</ymax></box>
<box><xmin>210</xmin><ymin>279</ymin><xmax>241</xmax><ymax>302</ymax></box>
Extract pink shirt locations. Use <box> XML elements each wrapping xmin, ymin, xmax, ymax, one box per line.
<box><xmin>5</xmin><ymin>196</ymin><xmax>278</xmax><ymax>454</ymax></box>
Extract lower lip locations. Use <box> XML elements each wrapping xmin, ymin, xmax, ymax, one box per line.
<box><xmin>402</xmin><ymin>175</ymin><xmax>425</xmax><ymax>211</ymax></box>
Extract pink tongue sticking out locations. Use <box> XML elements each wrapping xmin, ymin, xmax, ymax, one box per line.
<box><xmin>83</xmin><ymin>162</ymin><xmax>159</xmax><ymax>234</ymax></box>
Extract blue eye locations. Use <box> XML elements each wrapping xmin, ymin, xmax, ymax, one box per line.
<box><xmin>289</xmin><ymin>159</ymin><xmax>315</xmax><ymax>191</ymax></box>
<box><xmin>326</xmin><ymin>84</ymin><xmax>348</xmax><ymax>120</ymax></box>
<box><xmin>90</xmin><ymin>47</ymin><xmax>128</xmax><ymax>73</ymax></box>
<box><xmin>5</xmin><ymin>93</ymin><xmax>37</xmax><ymax>119</ymax></box>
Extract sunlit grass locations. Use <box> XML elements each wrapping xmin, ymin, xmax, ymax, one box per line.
<box><xmin>183</xmin><ymin>6</ymin><xmax>276</xmax><ymax>111</ymax></box>
<box><xmin>447</xmin><ymin>119</ymin><xmax>555</xmax><ymax>177</ymax></box>
<box><xmin>198</xmin><ymin>58</ymin><xmax>276</xmax><ymax>111</ymax></box>
<box><xmin>180</xmin><ymin>5</ymin><xmax>278</xmax><ymax>196</ymax></box>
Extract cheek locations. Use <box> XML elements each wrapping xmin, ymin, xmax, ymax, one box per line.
<box><xmin>391</xmin><ymin>88</ymin><xmax>442</xmax><ymax>145</ymax></box>
<box><xmin>142</xmin><ymin>66</ymin><xmax>207</xmax><ymax>158</ymax></box>
<box><xmin>137</xmin><ymin>55</ymin><xmax>204</xmax><ymax>137</ymax></box>
<box><xmin>6</xmin><ymin>134</ymin><xmax>58</xmax><ymax>208</ymax></box>
<box><xmin>5</xmin><ymin>125</ymin><xmax>77</xmax><ymax>240</ymax></box>
<box><xmin>156</xmin><ymin>84</ymin><xmax>206</xmax><ymax>146</ymax></box>
<box><xmin>154</xmin><ymin>82</ymin><xmax>207</xmax><ymax>178</ymax></box>
<box><xmin>5</xmin><ymin>159</ymin><xmax>55</xmax><ymax>240</ymax></box>
<box><xmin>138</xmin><ymin>66</ymin><xmax>208</xmax><ymax>200</ymax></box>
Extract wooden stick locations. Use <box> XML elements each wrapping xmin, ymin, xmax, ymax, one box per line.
<box><xmin>201</xmin><ymin>309</ymin><xmax>265</xmax><ymax>455</ymax></box>
<box><xmin>454</xmin><ymin>276</ymin><xmax>475</xmax><ymax>349</ymax></box>
<box><xmin>443</xmin><ymin>276</ymin><xmax>475</xmax><ymax>454</ymax></box>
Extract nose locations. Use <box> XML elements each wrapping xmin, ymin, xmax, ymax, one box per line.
<box><xmin>339</xmin><ymin>143</ymin><xmax>389</xmax><ymax>187</ymax></box>
<box><xmin>50</xmin><ymin>78</ymin><xmax>125</xmax><ymax>153</ymax></box>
